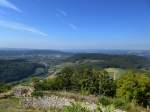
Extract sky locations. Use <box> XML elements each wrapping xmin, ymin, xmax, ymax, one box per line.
<box><xmin>0</xmin><ymin>0</ymin><xmax>150</xmax><ymax>50</ymax></box>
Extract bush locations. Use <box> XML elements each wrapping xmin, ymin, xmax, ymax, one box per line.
<box><xmin>33</xmin><ymin>66</ymin><xmax>116</xmax><ymax>97</ymax></box>
<box><xmin>31</xmin><ymin>91</ymin><xmax>43</xmax><ymax>97</ymax></box>
<box><xmin>33</xmin><ymin>67</ymin><xmax>116</xmax><ymax>97</ymax></box>
<box><xmin>112</xmin><ymin>98</ymin><xmax>126</xmax><ymax>108</ymax></box>
<box><xmin>58</xmin><ymin>67</ymin><xmax>74</xmax><ymax>90</ymax></box>
<box><xmin>99</xmin><ymin>96</ymin><xmax>112</xmax><ymax>106</ymax></box>
<box><xmin>64</xmin><ymin>102</ymin><xmax>90</xmax><ymax>112</ymax></box>
<box><xmin>124</xmin><ymin>102</ymin><xmax>145</xmax><ymax>112</ymax></box>
<box><xmin>96</xmin><ymin>103</ymin><xmax>115</xmax><ymax>112</ymax></box>
<box><xmin>59</xmin><ymin>67</ymin><xmax>116</xmax><ymax>97</ymax></box>
<box><xmin>0</xmin><ymin>82</ymin><xmax>11</xmax><ymax>93</ymax></box>
<box><xmin>34</xmin><ymin>77</ymin><xmax>63</xmax><ymax>91</ymax></box>
<box><xmin>116</xmin><ymin>71</ymin><xmax>150</xmax><ymax>107</ymax></box>
<box><xmin>94</xmin><ymin>71</ymin><xmax>116</xmax><ymax>97</ymax></box>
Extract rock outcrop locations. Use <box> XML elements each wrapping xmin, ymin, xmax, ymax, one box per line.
<box><xmin>12</xmin><ymin>86</ymin><xmax>34</xmax><ymax>97</ymax></box>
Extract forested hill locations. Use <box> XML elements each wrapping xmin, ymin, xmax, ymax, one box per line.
<box><xmin>0</xmin><ymin>49</ymin><xmax>71</xmax><ymax>57</ymax></box>
<box><xmin>66</xmin><ymin>53</ymin><xmax>150</xmax><ymax>69</ymax></box>
<box><xmin>0</xmin><ymin>59</ymin><xmax>46</xmax><ymax>82</ymax></box>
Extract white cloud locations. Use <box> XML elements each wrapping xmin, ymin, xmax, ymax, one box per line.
<box><xmin>56</xmin><ymin>9</ymin><xmax>67</xmax><ymax>16</ymax></box>
<box><xmin>0</xmin><ymin>20</ymin><xmax>48</xmax><ymax>36</ymax></box>
<box><xmin>69</xmin><ymin>23</ymin><xmax>77</xmax><ymax>30</ymax></box>
<box><xmin>56</xmin><ymin>9</ymin><xmax>77</xmax><ymax>31</ymax></box>
<box><xmin>0</xmin><ymin>0</ymin><xmax>21</xmax><ymax>12</ymax></box>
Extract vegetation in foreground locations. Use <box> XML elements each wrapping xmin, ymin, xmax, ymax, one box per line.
<box><xmin>0</xmin><ymin>97</ymin><xmax>150</xmax><ymax>112</ymax></box>
<box><xmin>31</xmin><ymin>65</ymin><xmax>150</xmax><ymax>112</ymax></box>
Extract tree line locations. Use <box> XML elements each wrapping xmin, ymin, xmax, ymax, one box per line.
<box><xmin>0</xmin><ymin>59</ymin><xmax>46</xmax><ymax>82</ymax></box>
<box><xmin>33</xmin><ymin>65</ymin><xmax>150</xmax><ymax>107</ymax></box>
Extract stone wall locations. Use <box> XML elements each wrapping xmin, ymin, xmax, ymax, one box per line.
<box><xmin>12</xmin><ymin>86</ymin><xmax>34</xmax><ymax>97</ymax></box>
<box><xmin>21</xmin><ymin>96</ymin><xmax>74</xmax><ymax>109</ymax></box>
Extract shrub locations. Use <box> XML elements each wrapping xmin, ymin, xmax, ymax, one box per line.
<box><xmin>58</xmin><ymin>66</ymin><xmax>74</xmax><ymax>90</ymax></box>
<box><xmin>75</xmin><ymin>68</ymin><xmax>116</xmax><ymax>97</ymax></box>
<box><xmin>116</xmin><ymin>71</ymin><xmax>150</xmax><ymax>107</ymax></box>
<box><xmin>64</xmin><ymin>102</ymin><xmax>90</xmax><ymax>112</ymax></box>
<box><xmin>34</xmin><ymin>77</ymin><xmax>63</xmax><ymax>91</ymax></box>
<box><xmin>112</xmin><ymin>98</ymin><xmax>126</xmax><ymax>108</ymax></box>
<box><xmin>31</xmin><ymin>91</ymin><xmax>43</xmax><ymax>97</ymax></box>
<box><xmin>0</xmin><ymin>82</ymin><xmax>11</xmax><ymax>93</ymax></box>
<box><xmin>96</xmin><ymin>103</ymin><xmax>115</xmax><ymax>112</ymax></box>
<box><xmin>95</xmin><ymin>71</ymin><xmax>116</xmax><ymax>97</ymax></box>
<box><xmin>124</xmin><ymin>102</ymin><xmax>145</xmax><ymax>112</ymax></box>
<box><xmin>99</xmin><ymin>96</ymin><xmax>112</xmax><ymax>106</ymax></box>
<box><xmin>33</xmin><ymin>66</ymin><xmax>116</xmax><ymax>97</ymax></box>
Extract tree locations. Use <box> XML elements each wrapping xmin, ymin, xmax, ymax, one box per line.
<box><xmin>94</xmin><ymin>70</ymin><xmax>116</xmax><ymax>96</ymax></box>
<box><xmin>33</xmin><ymin>66</ymin><xmax>116</xmax><ymax>97</ymax></box>
<box><xmin>79</xmin><ymin>69</ymin><xmax>116</xmax><ymax>96</ymax></box>
<box><xmin>58</xmin><ymin>67</ymin><xmax>74</xmax><ymax>90</ymax></box>
<box><xmin>116</xmin><ymin>71</ymin><xmax>150</xmax><ymax>107</ymax></box>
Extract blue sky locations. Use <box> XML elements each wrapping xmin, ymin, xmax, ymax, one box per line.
<box><xmin>0</xmin><ymin>0</ymin><xmax>150</xmax><ymax>50</ymax></box>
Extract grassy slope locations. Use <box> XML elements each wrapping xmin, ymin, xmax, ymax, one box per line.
<box><xmin>0</xmin><ymin>98</ymin><xmax>21</xmax><ymax>112</ymax></box>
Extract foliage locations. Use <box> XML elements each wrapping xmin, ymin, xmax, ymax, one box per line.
<box><xmin>124</xmin><ymin>102</ymin><xmax>150</xmax><ymax>112</ymax></box>
<box><xmin>93</xmin><ymin>70</ymin><xmax>116</xmax><ymax>96</ymax></box>
<box><xmin>59</xmin><ymin>66</ymin><xmax>116</xmax><ymax>96</ymax></box>
<box><xmin>0</xmin><ymin>59</ymin><xmax>46</xmax><ymax>82</ymax></box>
<box><xmin>66</xmin><ymin>53</ymin><xmax>150</xmax><ymax>69</ymax></box>
<box><xmin>0</xmin><ymin>82</ymin><xmax>11</xmax><ymax>93</ymax></box>
<box><xmin>112</xmin><ymin>98</ymin><xmax>126</xmax><ymax>108</ymax></box>
<box><xmin>32</xmin><ymin>65</ymin><xmax>150</xmax><ymax>109</ymax></box>
<box><xmin>33</xmin><ymin>77</ymin><xmax>63</xmax><ymax>91</ymax></box>
<box><xmin>116</xmin><ymin>71</ymin><xmax>150</xmax><ymax>107</ymax></box>
<box><xmin>58</xmin><ymin>67</ymin><xmax>75</xmax><ymax>90</ymax></box>
<box><xmin>96</xmin><ymin>103</ymin><xmax>115</xmax><ymax>112</ymax></box>
<box><xmin>98</xmin><ymin>96</ymin><xmax>112</xmax><ymax>106</ymax></box>
<box><xmin>31</xmin><ymin>91</ymin><xmax>43</xmax><ymax>97</ymax></box>
<box><xmin>105</xmin><ymin>68</ymin><xmax>126</xmax><ymax>80</ymax></box>
<box><xmin>64</xmin><ymin>102</ymin><xmax>90</xmax><ymax>112</ymax></box>
<box><xmin>34</xmin><ymin>66</ymin><xmax>116</xmax><ymax>97</ymax></box>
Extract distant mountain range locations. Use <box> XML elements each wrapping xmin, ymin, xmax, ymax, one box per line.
<box><xmin>0</xmin><ymin>48</ymin><xmax>71</xmax><ymax>58</ymax></box>
<box><xmin>0</xmin><ymin>48</ymin><xmax>150</xmax><ymax>58</ymax></box>
<box><xmin>63</xmin><ymin>49</ymin><xmax>150</xmax><ymax>58</ymax></box>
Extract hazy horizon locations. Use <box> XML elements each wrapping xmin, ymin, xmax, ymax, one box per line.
<box><xmin>0</xmin><ymin>47</ymin><xmax>150</xmax><ymax>51</ymax></box>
